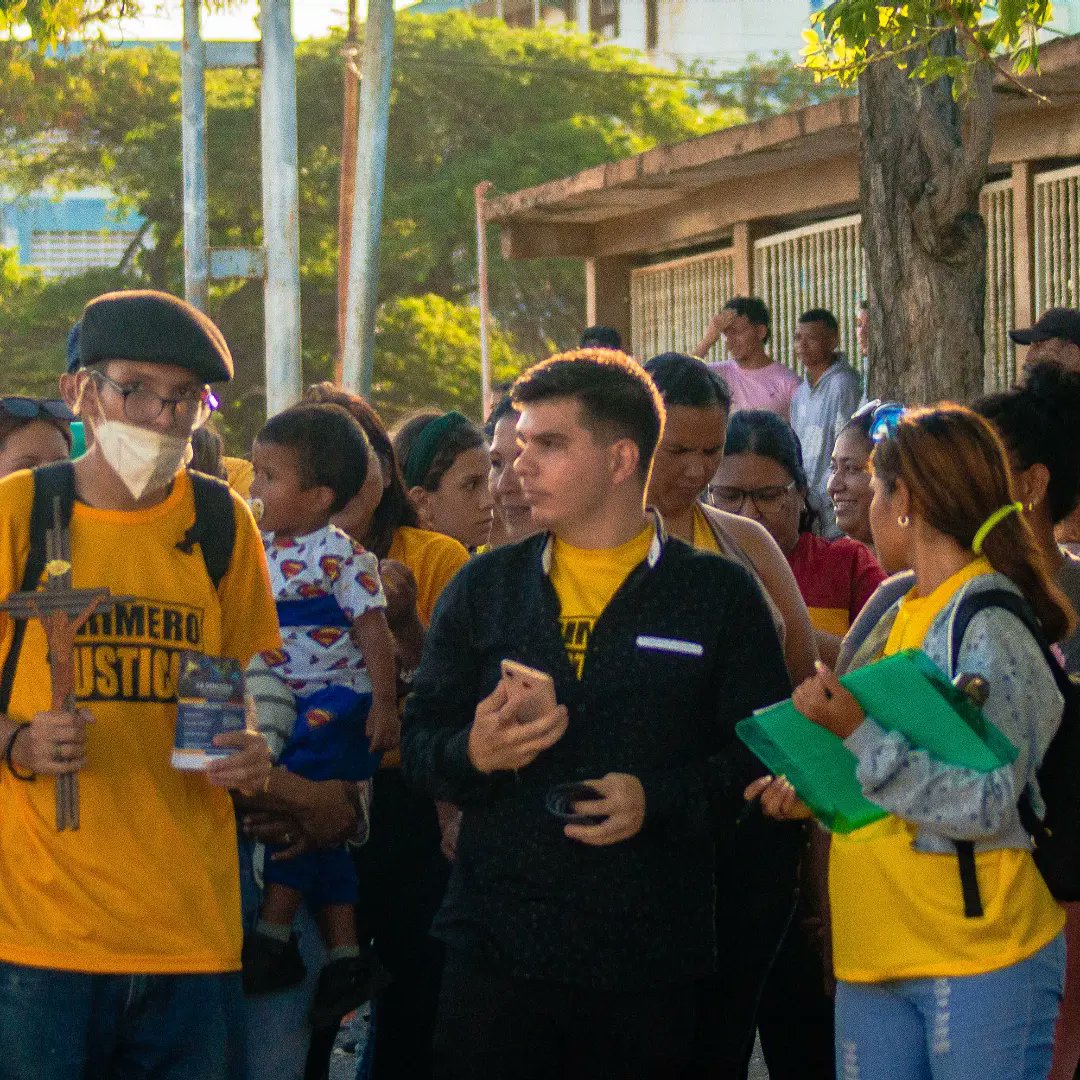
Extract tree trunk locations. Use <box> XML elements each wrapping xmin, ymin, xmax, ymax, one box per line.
<box><xmin>861</xmin><ymin>32</ymin><xmax>994</xmax><ymax>405</ymax></box>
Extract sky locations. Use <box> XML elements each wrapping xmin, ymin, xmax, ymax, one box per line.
<box><xmin>106</xmin><ymin>1</ymin><xmax>362</xmax><ymax>41</ymax></box>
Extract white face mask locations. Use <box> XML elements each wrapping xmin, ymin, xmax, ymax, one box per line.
<box><xmin>94</xmin><ymin>419</ymin><xmax>193</xmax><ymax>500</ymax></box>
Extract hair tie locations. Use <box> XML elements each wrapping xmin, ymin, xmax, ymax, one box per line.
<box><xmin>403</xmin><ymin>411</ymin><xmax>471</xmax><ymax>489</ymax></box>
<box><xmin>971</xmin><ymin>502</ymin><xmax>1023</xmax><ymax>555</ymax></box>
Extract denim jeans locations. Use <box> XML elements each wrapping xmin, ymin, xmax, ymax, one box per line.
<box><xmin>0</xmin><ymin>960</ymin><xmax>245</xmax><ymax>1079</ymax></box>
<box><xmin>239</xmin><ymin>836</ymin><xmax>327</xmax><ymax>1080</ymax></box>
<box><xmin>834</xmin><ymin>933</ymin><xmax>1066</xmax><ymax>1080</ymax></box>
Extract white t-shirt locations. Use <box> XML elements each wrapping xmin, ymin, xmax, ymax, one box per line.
<box><xmin>262</xmin><ymin>523</ymin><xmax>386</xmax><ymax>696</ymax></box>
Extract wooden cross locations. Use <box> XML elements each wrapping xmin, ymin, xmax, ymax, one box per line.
<box><xmin>0</xmin><ymin>497</ymin><xmax>120</xmax><ymax>830</ymax></box>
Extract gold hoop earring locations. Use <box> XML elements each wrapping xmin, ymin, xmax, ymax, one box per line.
<box><xmin>898</xmin><ymin>515</ymin><xmax>910</xmax><ymax>528</ymax></box>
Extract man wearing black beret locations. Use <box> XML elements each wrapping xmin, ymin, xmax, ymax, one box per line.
<box><xmin>0</xmin><ymin>290</ymin><xmax>281</xmax><ymax>1077</ymax></box>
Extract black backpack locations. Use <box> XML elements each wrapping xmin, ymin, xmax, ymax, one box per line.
<box><xmin>949</xmin><ymin>587</ymin><xmax>1080</xmax><ymax>916</ymax></box>
<box><xmin>0</xmin><ymin>461</ymin><xmax>236</xmax><ymax>712</ymax></box>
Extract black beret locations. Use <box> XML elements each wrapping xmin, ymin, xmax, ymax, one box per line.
<box><xmin>78</xmin><ymin>290</ymin><xmax>233</xmax><ymax>383</ymax></box>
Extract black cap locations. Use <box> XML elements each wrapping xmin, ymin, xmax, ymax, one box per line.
<box><xmin>1009</xmin><ymin>307</ymin><xmax>1080</xmax><ymax>349</ymax></box>
<box><xmin>78</xmin><ymin>290</ymin><xmax>233</xmax><ymax>383</ymax></box>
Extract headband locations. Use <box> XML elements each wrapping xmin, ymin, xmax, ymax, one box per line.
<box><xmin>403</xmin><ymin>411</ymin><xmax>473</xmax><ymax>489</ymax></box>
<box><xmin>971</xmin><ymin>502</ymin><xmax>1023</xmax><ymax>555</ymax></box>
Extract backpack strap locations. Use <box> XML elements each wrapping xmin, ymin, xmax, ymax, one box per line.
<box><xmin>0</xmin><ymin>462</ymin><xmax>76</xmax><ymax>714</ymax></box>
<box><xmin>182</xmin><ymin>471</ymin><xmax>236</xmax><ymax>592</ymax></box>
<box><xmin>0</xmin><ymin>466</ymin><xmax>237</xmax><ymax>716</ymax></box>
<box><xmin>948</xmin><ymin>586</ymin><xmax>1067</xmax><ymax>918</ymax></box>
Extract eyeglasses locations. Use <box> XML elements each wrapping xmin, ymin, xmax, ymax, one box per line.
<box><xmin>91</xmin><ymin>371</ymin><xmax>217</xmax><ymax>424</ymax></box>
<box><xmin>707</xmin><ymin>480</ymin><xmax>797</xmax><ymax>514</ymax></box>
<box><xmin>0</xmin><ymin>397</ymin><xmax>75</xmax><ymax>423</ymax></box>
<box><xmin>852</xmin><ymin>399</ymin><xmax>905</xmax><ymax>443</ymax></box>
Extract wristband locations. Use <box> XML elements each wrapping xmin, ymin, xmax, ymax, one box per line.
<box><xmin>3</xmin><ymin>725</ymin><xmax>35</xmax><ymax>781</ymax></box>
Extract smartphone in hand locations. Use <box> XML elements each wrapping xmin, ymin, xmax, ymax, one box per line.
<box><xmin>500</xmin><ymin>659</ymin><xmax>557</xmax><ymax>725</ymax></box>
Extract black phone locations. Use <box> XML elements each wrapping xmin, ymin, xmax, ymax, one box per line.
<box><xmin>546</xmin><ymin>782</ymin><xmax>607</xmax><ymax>826</ymax></box>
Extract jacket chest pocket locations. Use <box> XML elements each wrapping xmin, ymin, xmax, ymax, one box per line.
<box><xmin>623</xmin><ymin>634</ymin><xmax>710</xmax><ymax>708</ymax></box>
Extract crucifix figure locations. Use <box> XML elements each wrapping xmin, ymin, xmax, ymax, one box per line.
<box><xmin>0</xmin><ymin>497</ymin><xmax>120</xmax><ymax>830</ymax></box>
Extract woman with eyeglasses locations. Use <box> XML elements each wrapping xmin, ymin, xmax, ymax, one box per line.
<box><xmin>712</xmin><ymin>409</ymin><xmax>886</xmax><ymax>666</ymax></box>
<box><xmin>753</xmin><ymin>404</ymin><xmax>1071</xmax><ymax>1080</ymax></box>
<box><xmin>0</xmin><ymin>397</ymin><xmax>73</xmax><ymax>479</ymax></box>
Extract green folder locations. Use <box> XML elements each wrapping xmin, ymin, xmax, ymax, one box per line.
<box><xmin>736</xmin><ymin>649</ymin><xmax>1019</xmax><ymax>834</ymax></box>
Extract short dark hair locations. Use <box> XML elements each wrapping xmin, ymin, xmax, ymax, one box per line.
<box><xmin>579</xmin><ymin>325</ymin><xmax>622</xmax><ymax>351</ymax></box>
<box><xmin>256</xmin><ymin>402</ymin><xmax>371</xmax><ymax>515</ymax></box>
<box><xmin>975</xmin><ymin>362</ymin><xmax>1080</xmax><ymax>525</ymax></box>
<box><xmin>724</xmin><ymin>409</ymin><xmax>816</xmax><ymax>533</ymax></box>
<box><xmin>798</xmin><ymin>307</ymin><xmax>839</xmax><ymax>334</ymax></box>
<box><xmin>484</xmin><ymin>394</ymin><xmax>516</xmax><ymax>439</ymax></box>
<box><xmin>643</xmin><ymin>352</ymin><xmax>731</xmax><ymax>412</ymax></box>
<box><xmin>723</xmin><ymin>296</ymin><xmax>771</xmax><ymax>343</ymax></box>
<box><xmin>189</xmin><ymin>424</ymin><xmax>226</xmax><ymax>480</ymax></box>
<box><xmin>511</xmin><ymin>349</ymin><xmax>665</xmax><ymax>480</ymax></box>
<box><xmin>0</xmin><ymin>410</ymin><xmax>71</xmax><ymax>453</ymax></box>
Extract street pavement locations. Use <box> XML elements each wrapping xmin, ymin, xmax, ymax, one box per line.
<box><xmin>328</xmin><ymin>1026</ymin><xmax>771</xmax><ymax>1079</ymax></box>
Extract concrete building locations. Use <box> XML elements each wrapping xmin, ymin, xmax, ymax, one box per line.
<box><xmin>0</xmin><ymin>187</ymin><xmax>146</xmax><ymax>279</ymax></box>
<box><xmin>486</xmin><ymin>33</ymin><xmax>1080</xmax><ymax>391</ymax></box>
<box><xmin>411</xmin><ymin>0</ymin><xmax>817</xmax><ymax>67</ymax></box>
<box><xmin>411</xmin><ymin>0</ymin><xmax>1080</xmax><ymax>69</ymax></box>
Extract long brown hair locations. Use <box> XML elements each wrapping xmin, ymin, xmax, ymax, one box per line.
<box><xmin>872</xmin><ymin>403</ymin><xmax>1075</xmax><ymax>643</ymax></box>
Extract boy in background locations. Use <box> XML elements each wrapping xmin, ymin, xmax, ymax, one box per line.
<box><xmin>246</xmin><ymin>403</ymin><xmax>397</xmax><ymax>1026</ymax></box>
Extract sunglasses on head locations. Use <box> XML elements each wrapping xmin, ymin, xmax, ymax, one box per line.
<box><xmin>0</xmin><ymin>397</ymin><xmax>75</xmax><ymax>423</ymax></box>
<box><xmin>852</xmin><ymin>399</ymin><xmax>905</xmax><ymax>443</ymax></box>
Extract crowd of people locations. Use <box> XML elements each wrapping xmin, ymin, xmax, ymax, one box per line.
<box><xmin>1</xmin><ymin>286</ymin><xmax>1080</xmax><ymax>1080</ymax></box>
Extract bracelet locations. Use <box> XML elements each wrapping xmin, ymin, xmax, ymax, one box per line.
<box><xmin>3</xmin><ymin>725</ymin><xmax>35</xmax><ymax>782</ymax></box>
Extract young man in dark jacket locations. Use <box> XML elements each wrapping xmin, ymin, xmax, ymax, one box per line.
<box><xmin>402</xmin><ymin>349</ymin><xmax>791</xmax><ymax>1080</ymax></box>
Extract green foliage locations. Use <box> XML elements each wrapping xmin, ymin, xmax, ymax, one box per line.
<box><xmin>0</xmin><ymin>1</ymin><xmax>132</xmax><ymax>46</ymax></box>
<box><xmin>371</xmin><ymin>293</ymin><xmax>528</xmax><ymax>424</ymax></box>
<box><xmin>0</xmin><ymin>13</ymin><xmax>733</xmax><ymax>438</ymax></box>
<box><xmin>805</xmin><ymin>1</ymin><xmax>1053</xmax><ymax>94</ymax></box>
<box><xmin>0</xmin><ymin>256</ymin><xmax>139</xmax><ymax>396</ymax></box>
<box><xmin>694</xmin><ymin>52</ymin><xmax>850</xmax><ymax>121</ymax></box>
<box><xmin>0</xmin><ymin>0</ymin><xmax>237</xmax><ymax>48</ymax></box>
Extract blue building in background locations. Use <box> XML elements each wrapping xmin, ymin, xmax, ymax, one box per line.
<box><xmin>0</xmin><ymin>39</ymin><xmax>164</xmax><ymax>280</ymax></box>
<box><xmin>0</xmin><ymin>188</ymin><xmax>146</xmax><ymax>279</ymax></box>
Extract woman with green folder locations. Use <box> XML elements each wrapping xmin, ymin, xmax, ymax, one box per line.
<box><xmin>752</xmin><ymin>403</ymin><xmax>1072</xmax><ymax>1080</ymax></box>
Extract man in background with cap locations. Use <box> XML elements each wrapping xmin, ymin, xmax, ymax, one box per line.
<box><xmin>0</xmin><ymin>290</ymin><xmax>281</xmax><ymax>1078</ymax></box>
<box><xmin>1010</xmin><ymin>307</ymin><xmax>1080</xmax><ymax>371</ymax></box>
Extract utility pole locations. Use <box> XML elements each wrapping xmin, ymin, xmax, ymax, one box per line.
<box><xmin>260</xmin><ymin>0</ymin><xmax>303</xmax><ymax>415</ymax></box>
<box><xmin>336</xmin><ymin>0</ymin><xmax>361</xmax><ymax>382</ymax></box>
<box><xmin>341</xmin><ymin>0</ymin><xmax>394</xmax><ymax>397</ymax></box>
<box><xmin>181</xmin><ymin>0</ymin><xmax>209</xmax><ymax>312</ymax></box>
<box><xmin>474</xmin><ymin>181</ymin><xmax>494</xmax><ymax>420</ymax></box>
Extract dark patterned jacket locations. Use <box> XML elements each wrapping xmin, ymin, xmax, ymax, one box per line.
<box><xmin>402</xmin><ymin>524</ymin><xmax>790</xmax><ymax>991</ymax></box>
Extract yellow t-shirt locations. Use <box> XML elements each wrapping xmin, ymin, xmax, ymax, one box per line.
<box><xmin>0</xmin><ymin>469</ymin><xmax>280</xmax><ymax>975</ymax></box>
<box><xmin>382</xmin><ymin>525</ymin><xmax>469</xmax><ymax>768</ymax></box>
<box><xmin>387</xmin><ymin>525</ymin><xmax>469</xmax><ymax>628</ymax></box>
<box><xmin>550</xmin><ymin>525</ymin><xmax>654</xmax><ymax>679</ymax></box>
<box><xmin>831</xmin><ymin>557</ymin><xmax>1064</xmax><ymax>982</ymax></box>
<box><xmin>222</xmin><ymin>456</ymin><xmax>254</xmax><ymax>499</ymax></box>
<box><xmin>691</xmin><ymin>505</ymin><xmax>721</xmax><ymax>553</ymax></box>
